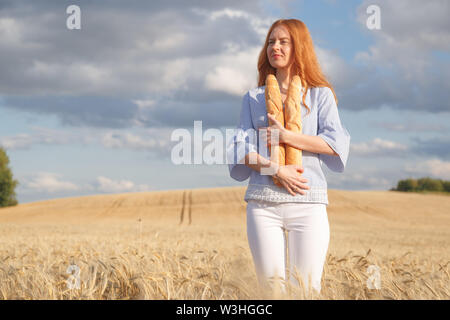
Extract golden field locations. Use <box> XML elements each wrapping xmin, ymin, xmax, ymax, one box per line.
<box><xmin>0</xmin><ymin>186</ymin><xmax>448</xmax><ymax>300</ymax></box>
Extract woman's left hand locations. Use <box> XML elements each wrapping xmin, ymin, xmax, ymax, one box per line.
<box><xmin>260</xmin><ymin>113</ymin><xmax>290</xmax><ymax>146</ymax></box>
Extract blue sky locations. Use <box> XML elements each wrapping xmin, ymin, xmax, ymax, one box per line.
<box><xmin>1</xmin><ymin>0</ymin><xmax>449</xmax><ymax>203</ymax></box>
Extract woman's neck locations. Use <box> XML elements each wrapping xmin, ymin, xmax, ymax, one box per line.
<box><xmin>275</xmin><ymin>67</ymin><xmax>292</xmax><ymax>92</ymax></box>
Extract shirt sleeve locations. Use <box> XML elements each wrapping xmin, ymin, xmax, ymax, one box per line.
<box><xmin>226</xmin><ymin>91</ymin><xmax>258</xmax><ymax>181</ymax></box>
<box><xmin>317</xmin><ymin>87</ymin><xmax>351</xmax><ymax>173</ymax></box>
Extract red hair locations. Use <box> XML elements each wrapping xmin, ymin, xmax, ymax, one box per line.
<box><xmin>257</xmin><ymin>19</ymin><xmax>338</xmax><ymax>114</ymax></box>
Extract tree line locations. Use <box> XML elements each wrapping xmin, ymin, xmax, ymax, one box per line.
<box><xmin>392</xmin><ymin>177</ymin><xmax>450</xmax><ymax>193</ymax></box>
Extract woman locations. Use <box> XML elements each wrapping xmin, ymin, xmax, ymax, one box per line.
<box><xmin>227</xmin><ymin>19</ymin><xmax>351</xmax><ymax>296</ymax></box>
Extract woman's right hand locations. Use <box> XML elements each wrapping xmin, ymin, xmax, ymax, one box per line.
<box><xmin>275</xmin><ymin>165</ymin><xmax>310</xmax><ymax>196</ymax></box>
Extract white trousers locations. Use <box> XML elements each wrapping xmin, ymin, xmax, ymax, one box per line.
<box><xmin>246</xmin><ymin>199</ymin><xmax>330</xmax><ymax>295</ymax></box>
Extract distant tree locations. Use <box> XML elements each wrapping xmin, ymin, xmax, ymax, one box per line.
<box><xmin>417</xmin><ymin>177</ymin><xmax>444</xmax><ymax>192</ymax></box>
<box><xmin>443</xmin><ymin>180</ymin><xmax>450</xmax><ymax>193</ymax></box>
<box><xmin>393</xmin><ymin>177</ymin><xmax>450</xmax><ymax>193</ymax></box>
<box><xmin>0</xmin><ymin>147</ymin><xmax>18</xmax><ymax>207</ymax></box>
<box><xmin>396</xmin><ymin>178</ymin><xmax>418</xmax><ymax>192</ymax></box>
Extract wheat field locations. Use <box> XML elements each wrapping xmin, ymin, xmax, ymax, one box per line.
<box><xmin>0</xmin><ymin>187</ymin><xmax>448</xmax><ymax>300</ymax></box>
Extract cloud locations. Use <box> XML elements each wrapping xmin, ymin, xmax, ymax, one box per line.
<box><xmin>410</xmin><ymin>137</ymin><xmax>450</xmax><ymax>159</ymax></box>
<box><xmin>0</xmin><ymin>133</ymin><xmax>43</xmax><ymax>150</ymax></box>
<box><xmin>325</xmin><ymin>170</ymin><xmax>393</xmax><ymax>190</ymax></box>
<box><xmin>0</xmin><ymin>126</ymin><xmax>92</xmax><ymax>150</ymax></box>
<box><xmin>20</xmin><ymin>172</ymin><xmax>79</xmax><ymax>193</ymax></box>
<box><xmin>204</xmin><ymin>47</ymin><xmax>260</xmax><ymax>96</ymax></box>
<box><xmin>372</xmin><ymin>121</ymin><xmax>449</xmax><ymax>133</ymax></box>
<box><xmin>0</xmin><ymin>1</ymin><xmax>273</xmax><ymax>129</ymax></box>
<box><xmin>2</xmin><ymin>95</ymin><xmax>140</xmax><ymax>128</ymax></box>
<box><xmin>194</xmin><ymin>7</ymin><xmax>273</xmax><ymax>39</ymax></box>
<box><xmin>357</xmin><ymin>1</ymin><xmax>450</xmax><ymax>55</ymax></box>
<box><xmin>100</xmin><ymin>129</ymin><xmax>174</xmax><ymax>156</ymax></box>
<box><xmin>325</xmin><ymin>156</ymin><xmax>450</xmax><ymax>190</ymax></box>
<box><xmin>93</xmin><ymin>176</ymin><xmax>152</xmax><ymax>193</ymax></box>
<box><xmin>404</xmin><ymin>158</ymin><xmax>450</xmax><ymax>180</ymax></box>
<box><xmin>350</xmin><ymin>138</ymin><xmax>408</xmax><ymax>157</ymax></box>
<box><xmin>2</xmin><ymin>0</ymin><xmax>447</xmax><ymax>140</ymax></box>
<box><xmin>349</xmin><ymin>136</ymin><xmax>450</xmax><ymax>160</ymax></box>
<box><xmin>0</xmin><ymin>126</ymin><xmax>176</xmax><ymax>159</ymax></box>
<box><xmin>18</xmin><ymin>171</ymin><xmax>153</xmax><ymax>195</ymax></box>
<box><xmin>315</xmin><ymin>46</ymin><xmax>364</xmax><ymax>93</ymax></box>
<box><xmin>350</xmin><ymin>0</ymin><xmax>450</xmax><ymax>112</ymax></box>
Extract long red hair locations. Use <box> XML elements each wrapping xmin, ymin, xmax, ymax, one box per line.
<box><xmin>257</xmin><ymin>19</ymin><xmax>338</xmax><ymax>114</ymax></box>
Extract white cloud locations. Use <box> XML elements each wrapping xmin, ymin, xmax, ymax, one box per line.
<box><xmin>0</xmin><ymin>127</ymin><xmax>80</xmax><ymax>150</ymax></box>
<box><xmin>152</xmin><ymin>32</ymin><xmax>186</xmax><ymax>50</ymax></box>
<box><xmin>204</xmin><ymin>47</ymin><xmax>260</xmax><ymax>96</ymax></box>
<box><xmin>0</xmin><ymin>2</ymin><xmax>277</xmax><ymax>129</ymax></box>
<box><xmin>0</xmin><ymin>3</ymin><xmax>266</xmax><ymax>99</ymax></box>
<box><xmin>208</xmin><ymin>8</ymin><xmax>249</xmax><ymax>20</ymax></box>
<box><xmin>21</xmin><ymin>172</ymin><xmax>79</xmax><ymax>193</ymax></box>
<box><xmin>373</xmin><ymin>121</ymin><xmax>449</xmax><ymax>133</ymax></box>
<box><xmin>194</xmin><ymin>7</ymin><xmax>272</xmax><ymax>38</ymax></box>
<box><xmin>199</xmin><ymin>8</ymin><xmax>272</xmax><ymax>96</ymax></box>
<box><xmin>101</xmin><ymin>130</ymin><xmax>171</xmax><ymax>152</ymax></box>
<box><xmin>132</xmin><ymin>99</ymin><xmax>156</xmax><ymax>110</ymax></box>
<box><xmin>350</xmin><ymin>138</ymin><xmax>408</xmax><ymax>157</ymax></box>
<box><xmin>0</xmin><ymin>126</ymin><xmax>173</xmax><ymax>155</ymax></box>
<box><xmin>0</xmin><ymin>17</ymin><xmax>23</xmax><ymax>46</ymax></box>
<box><xmin>159</xmin><ymin>58</ymin><xmax>190</xmax><ymax>93</ymax></box>
<box><xmin>94</xmin><ymin>176</ymin><xmax>152</xmax><ymax>193</ymax></box>
<box><xmin>326</xmin><ymin>170</ymin><xmax>392</xmax><ymax>190</ymax></box>
<box><xmin>315</xmin><ymin>47</ymin><xmax>362</xmax><ymax>91</ymax></box>
<box><xmin>404</xmin><ymin>158</ymin><xmax>450</xmax><ymax>180</ymax></box>
<box><xmin>17</xmin><ymin>171</ymin><xmax>153</xmax><ymax>196</ymax></box>
<box><xmin>0</xmin><ymin>133</ymin><xmax>34</xmax><ymax>149</ymax></box>
<box><xmin>357</xmin><ymin>1</ymin><xmax>450</xmax><ymax>54</ymax></box>
<box><xmin>352</xmin><ymin>0</ymin><xmax>450</xmax><ymax>111</ymax></box>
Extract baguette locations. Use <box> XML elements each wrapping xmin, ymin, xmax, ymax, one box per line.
<box><xmin>284</xmin><ymin>75</ymin><xmax>303</xmax><ymax>172</ymax></box>
<box><xmin>264</xmin><ymin>74</ymin><xmax>285</xmax><ymax>187</ymax></box>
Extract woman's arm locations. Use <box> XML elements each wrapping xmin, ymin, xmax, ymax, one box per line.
<box><xmin>243</xmin><ymin>151</ymin><xmax>279</xmax><ymax>175</ymax></box>
<box><xmin>264</xmin><ymin>113</ymin><xmax>338</xmax><ymax>156</ymax></box>
<box><xmin>283</xmin><ymin>131</ymin><xmax>338</xmax><ymax>156</ymax></box>
<box><xmin>244</xmin><ymin>151</ymin><xmax>310</xmax><ymax>195</ymax></box>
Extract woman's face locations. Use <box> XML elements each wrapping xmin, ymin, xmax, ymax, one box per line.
<box><xmin>267</xmin><ymin>25</ymin><xmax>293</xmax><ymax>71</ymax></box>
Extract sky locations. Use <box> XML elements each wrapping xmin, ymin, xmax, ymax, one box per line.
<box><xmin>0</xmin><ymin>0</ymin><xmax>449</xmax><ymax>203</ymax></box>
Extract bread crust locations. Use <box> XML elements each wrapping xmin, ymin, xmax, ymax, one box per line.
<box><xmin>284</xmin><ymin>75</ymin><xmax>303</xmax><ymax>173</ymax></box>
<box><xmin>264</xmin><ymin>74</ymin><xmax>285</xmax><ymax>187</ymax></box>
